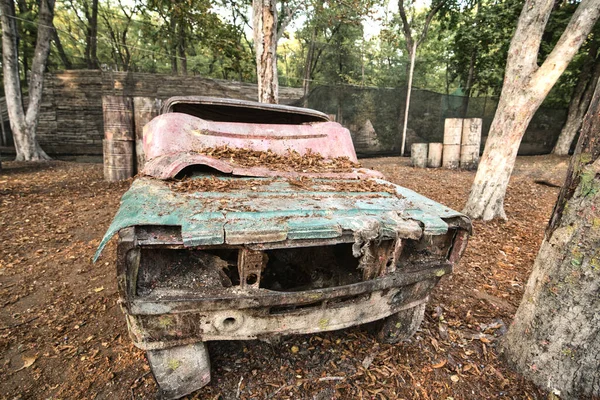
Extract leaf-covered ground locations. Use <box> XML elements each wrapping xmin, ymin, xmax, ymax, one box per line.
<box><xmin>0</xmin><ymin>155</ymin><xmax>569</xmax><ymax>399</ymax></box>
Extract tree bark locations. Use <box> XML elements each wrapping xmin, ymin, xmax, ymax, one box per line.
<box><xmin>552</xmin><ymin>39</ymin><xmax>599</xmax><ymax>156</ymax></box>
<box><xmin>463</xmin><ymin>0</ymin><xmax>600</xmax><ymax>220</ymax></box>
<box><xmin>253</xmin><ymin>0</ymin><xmax>278</xmax><ymax>104</ymax></box>
<box><xmin>83</xmin><ymin>0</ymin><xmax>99</xmax><ymax>69</ymax></box>
<box><xmin>89</xmin><ymin>0</ymin><xmax>99</xmax><ymax>69</ymax></box>
<box><xmin>1</xmin><ymin>0</ymin><xmax>55</xmax><ymax>161</ymax></box>
<box><xmin>501</xmin><ymin>76</ymin><xmax>600</xmax><ymax>400</ymax></box>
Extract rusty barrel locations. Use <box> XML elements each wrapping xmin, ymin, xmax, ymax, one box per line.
<box><xmin>103</xmin><ymin>95</ymin><xmax>135</xmax><ymax>181</ymax></box>
<box><xmin>443</xmin><ymin>118</ymin><xmax>462</xmax><ymax>169</ymax></box>
<box><xmin>427</xmin><ymin>143</ymin><xmax>443</xmax><ymax>168</ymax></box>
<box><xmin>102</xmin><ymin>96</ymin><xmax>134</xmax><ymax>141</ymax></box>
<box><xmin>133</xmin><ymin>97</ymin><xmax>161</xmax><ymax>172</ymax></box>
<box><xmin>460</xmin><ymin>118</ymin><xmax>482</xmax><ymax>170</ymax></box>
<box><xmin>103</xmin><ymin>139</ymin><xmax>135</xmax><ymax>182</ymax></box>
<box><xmin>411</xmin><ymin>143</ymin><xmax>428</xmax><ymax>168</ymax></box>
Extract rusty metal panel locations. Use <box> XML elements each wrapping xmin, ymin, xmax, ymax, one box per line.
<box><xmin>140</xmin><ymin>111</ymin><xmax>363</xmax><ymax>179</ymax></box>
<box><xmin>94</xmin><ymin>175</ymin><xmax>466</xmax><ymax>261</ymax></box>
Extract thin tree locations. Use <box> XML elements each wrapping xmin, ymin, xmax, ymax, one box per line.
<box><xmin>462</xmin><ymin>0</ymin><xmax>600</xmax><ymax>220</ymax></box>
<box><xmin>397</xmin><ymin>0</ymin><xmax>447</xmax><ymax>156</ymax></box>
<box><xmin>1</xmin><ymin>0</ymin><xmax>56</xmax><ymax>161</ymax></box>
<box><xmin>501</xmin><ymin>75</ymin><xmax>600</xmax><ymax>399</ymax></box>
<box><xmin>552</xmin><ymin>35</ymin><xmax>599</xmax><ymax>156</ymax></box>
<box><xmin>83</xmin><ymin>0</ymin><xmax>99</xmax><ymax>69</ymax></box>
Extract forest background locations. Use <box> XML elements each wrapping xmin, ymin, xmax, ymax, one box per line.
<box><xmin>4</xmin><ymin>0</ymin><xmax>592</xmax><ymax>107</ymax></box>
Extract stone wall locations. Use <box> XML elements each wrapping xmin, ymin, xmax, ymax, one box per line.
<box><xmin>34</xmin><ymin>70</ymin><xmax>304</xmax><ymax>155</ymax></box>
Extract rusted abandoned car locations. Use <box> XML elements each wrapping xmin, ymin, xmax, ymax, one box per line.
<box><xmin>95</xmin><ymin>97</ymin><xmax>471</xmax><ymax>399</ymax></box>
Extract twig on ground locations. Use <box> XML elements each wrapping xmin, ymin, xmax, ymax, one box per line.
<box><xmin>318</xmin><ymin>376</ymin><xmax>345</xmax><ymax>382</ymax></box>
<box><xmin>236</xmin><ymin>376</ymin><xmax>243</xmax><ymax>398</ymax></box>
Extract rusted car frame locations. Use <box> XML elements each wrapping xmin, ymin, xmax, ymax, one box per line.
<box><xmin>97</xmin><ymin>97</ymin><xmax>471</xmax><ymax>399</ymax></box>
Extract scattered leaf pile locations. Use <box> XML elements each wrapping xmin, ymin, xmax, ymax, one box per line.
<box><xmin>0</xmin><ymin>156</ymin><xmax>568</xmax><ymax>399</ymax></box>
<box><xmin>288</xmin><ymin>176</ymin><xmax>399</xmax><ymax>196</ymax></box>
<box><xmin>168</xmin><ymin>175</ymin><xmax>399</xmax><ymax>197</ymax></box>
<box><xmin>168</xmin><ymin>176</ymin><xmax>271</xmax><ymax>193</ymax></box>
<box><xmin>196</xmin><ymin>146</ymin><xmax>361</xmax><ymax>172</ymax></box>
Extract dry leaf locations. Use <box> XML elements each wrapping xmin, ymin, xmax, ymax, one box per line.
<box><xmin>432</xmin><ymin>359</ymin><xmax>447</xmax><ymax>369</ymax></box>
<box><xmin>450</xmin><ymin>375</ymin><xmax>459</xmax><ymax>383</ymax></box>
<box><xmin>15</xmin><ymin>356</ymin><xmax>37</xmax><ymax>372</ymax></box>
<box><xmin>93</xmin><ymin>287</ymin><xmax>104</xmax><ymax>293</ymax></box>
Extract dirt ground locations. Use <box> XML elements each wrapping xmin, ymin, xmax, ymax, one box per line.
<box><xmin>0</xmin><ymin>155</ymin><xmax>569</xmax><ymax>400</ymax></box>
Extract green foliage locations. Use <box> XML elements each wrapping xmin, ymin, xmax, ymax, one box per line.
<box><xmin>1</xmin><ymin>0</ymin><xmax>592</xmax><ymax>111</ymax></box>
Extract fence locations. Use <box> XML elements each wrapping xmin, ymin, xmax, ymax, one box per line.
<box><xmin>1</xmin><ymin>72</ymin><xmax>567</xmax><ymax>156</ymax></box>
<box><xmin>297</xmin><ymin>85</ymin><xmax>567</xmax><ymax>156</ymax></box>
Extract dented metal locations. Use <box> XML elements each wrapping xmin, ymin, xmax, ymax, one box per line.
<box><xmin>98</xmin><ymin>97</ymin><xmax>472</xmax><ymax>399</ymax></box>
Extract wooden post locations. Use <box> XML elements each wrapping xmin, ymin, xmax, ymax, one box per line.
<box><xmin>102</xmin><ymin>95</ymin><xmax>134</xmax><ymax>181</ymax></box>
<box><xmin>411</xmin><ymin>143</ymin><xmax>428</xmax><ymax>168</ymax></box>
<box><xmin>133</xmin><ymin>97</ymin><xmax>161</xmax><ymax>172</ymax></box>
<box><xmin>443</xmin><ymin>118</ymin><xmax>462</xmax><ymax>169</ymax></box>
<box><xmin>427</xmin><ymin>143</ymin><xmax>443</xmax><ymax>168</ymax></box>
<box><xmin>460</xmin><ymin>118</ymin><xmax>482</xmax><ymax>170</ymax></box>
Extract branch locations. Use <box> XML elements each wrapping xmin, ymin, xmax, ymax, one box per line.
<box><xmin>417</xmin><ymin>0</ymin><xmax>448</xmax><ymax>46</ymax></box>
<box><xmin>277</xmin><ymin>0</ymin><xmax>304</xmax><ymax>41</ymax></box>
<box><xmin>397</xmin><ymin>0</ymin><xmax>413</xmax><ymax>48</ymax></box>
<box><xmin>531</xmin><ymin>0</ymin><xmax>600</xmax><ymax>93</ymax></box>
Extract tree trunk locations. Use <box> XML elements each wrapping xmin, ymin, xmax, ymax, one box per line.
<box><xmin>302</xmin><ymin>28</ymin><xmax>316</xmax><ymax>107</ymax></box>
<box><xmin>252</xmin><ymin>0</ymin><xmax>278</xmax><ymax>104</ymax></box>
<box><xmin>501</xmin><ymin>76</ymin><xmax>600</xmax><ymax>400</ymax></box>
<box><xmin>460</xmin><ymin>48</ymin><xmax>477</xmax><ymax>118</ymax></box>
<box><xmin>463</xmin><ymin>0</ymin><xmax>600</xmax><ymax>220</ymax></box>
<box><xmin>552</xmin><ymin>40</ymin><xmax>599</xmax><ymax>156</ymax></box>
<box><xmin>83</xmin><ymin>0</ymin><xmax>99</xmax><ymax>69</ymax></box>
<box><xmin>170</xmin><ymin>17</ymin><xmax>178</xmax><ymax>75</ymax></box>
<box><xmin>89</xmin><ymin>0</ymin><xmax>98</xmax><ymax>69</ymax></box>
<box><xmin>1</xmin><ymin>0</ymin><xmax>54</xmax><ymax>161</ymax></box>
<box><xmin>178</xmin><ymin>23</ymin><xmax>187</xmax><ymax>75</ymax></box>
<box><xmin>52</xmin><ymin>25</ymin><xmax>72</xmax><ymax>69</ymax></box>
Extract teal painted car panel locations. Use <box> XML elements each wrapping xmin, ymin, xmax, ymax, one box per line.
<box><xmin>94</xmin><ymin>175</ymin><xmax>467</xmax><ymax>261</ymax></box>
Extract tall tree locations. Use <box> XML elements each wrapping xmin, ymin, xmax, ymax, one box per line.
<box><xmin>397</xmin><ymin>0</ymin><xmax>447</xmax><ymax>155</ymax></box>
<box><xmin>253</xmin><ymin>0</ymin><xmax>279</xmax><ymax>103</ymax></box>
<box><xmin>83</xmin><ymin>0</ymin><xmax>99</xmax><ymax>69</ymax></box>
<box><xmin>462</xmin><ymin>0</ymin><xmax>600</xmax><ymax>220</ymax></box>
<box><xmin>64</xmin><ymin>0</ymin><xmax>99</xmax><ymax>69</ymax></box>
<box><xmin>1</xmin><ymin>0</ymin><xmax>55</xmax><ymax>161</ymax></box>
<box><xmin>552</xmin><ymin>34</ymin><xmax>599</xmax><ymax>155</ymax></box>
<box><xmin>501</xmin><ymin>75</ymin><xmax>600</xmax><ymax>399</ymax></box>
